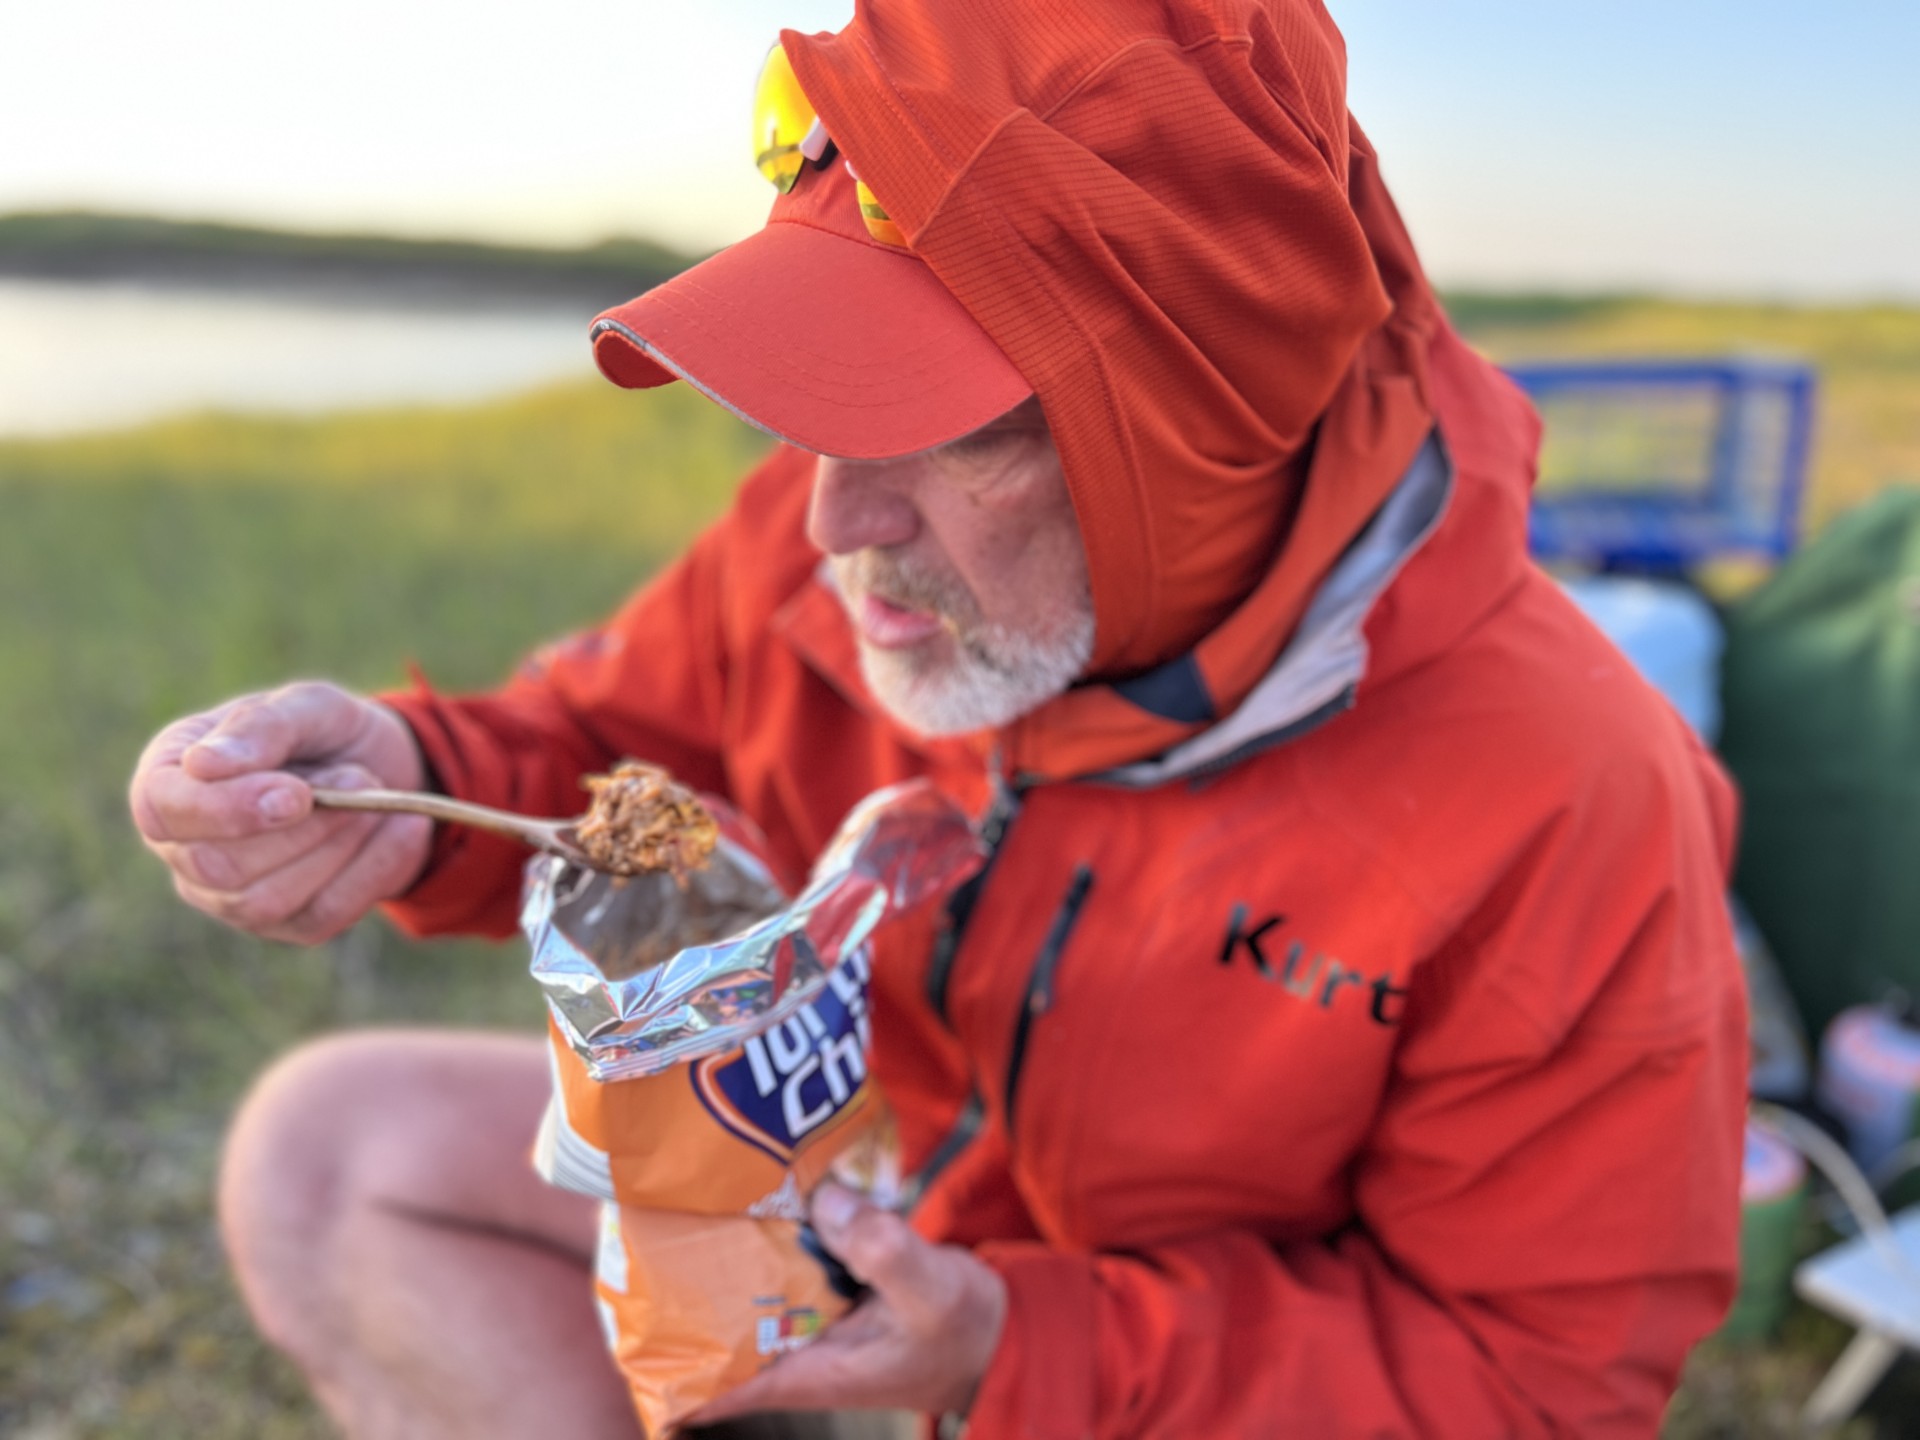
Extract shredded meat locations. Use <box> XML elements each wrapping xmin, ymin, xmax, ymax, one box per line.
<box><xmin>572</xmin><ymin>761</ymin><xmax>719</xmax><ymax>882</ymax></box>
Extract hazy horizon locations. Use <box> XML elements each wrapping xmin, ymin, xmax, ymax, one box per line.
<box><xmin>6</xmin><ymin>1</ymin><xmax>1916</xmax><ymax>303</ymax></box>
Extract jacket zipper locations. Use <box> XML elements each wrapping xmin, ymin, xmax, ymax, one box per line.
<box><xmin>1002</xmin><ymin>863</ymin><xmax>1095</xmax><ymax>1140</ymax></box>
<box><xmin>901</xmin><ymin>861</ymin><xmax>1095</xmax><ymax>1211</ymax></box>
<box><xmin>903</xmin><ymin>777</ymin><xmax>1019</xmax><ymax>1214</ymax></box>
<box><xmin>925</xmin><ymin>777</ymin><xmax>1020</xmax><ymax>1024</ymax></box>
<box><xmin>897</xmin><ymin>1092</ymin><xmax>984</xmax><ymax>1213</ymax></box>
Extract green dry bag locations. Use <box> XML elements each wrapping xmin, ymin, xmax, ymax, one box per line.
<box><xmin>1720</xmin><ymin>486</ymin><xmax>1920</xmax><ymax>1038</ymax></box>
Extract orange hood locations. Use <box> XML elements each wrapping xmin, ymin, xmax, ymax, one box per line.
<box><xmin>785</xmin><ymin>0</ymin><xmax>1442</xmax><ymax>780</ymax></box>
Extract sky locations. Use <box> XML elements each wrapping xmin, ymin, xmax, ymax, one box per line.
<box><xmin>3</xmin><ymin>1</ymin><xmax>1916</xmax><ymax>300</ymax></box>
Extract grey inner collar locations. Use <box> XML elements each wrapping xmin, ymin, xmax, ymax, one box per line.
<box><xmin>1099</xmin><ymin>431</ymin><xmax>1454</xmax><ymax>789</ymax></box>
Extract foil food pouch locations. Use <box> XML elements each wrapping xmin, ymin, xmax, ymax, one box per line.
<box><xmin>528</xmin><ymin>779</ymin><xmax>981</xmax><ymax>1215</ymax></box>
<box><xmin>522</xmin><ymin>779</ymin><xmax>983</xmax><ymax>1431</ymax></box>
<box><xmin>536</xmin><ymin>944</ymin><xmax>887</xmax><ymax>1218</ymax></box>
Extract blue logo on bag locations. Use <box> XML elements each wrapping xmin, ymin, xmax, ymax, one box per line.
<box><xmin>691</xmin><ymin>946</ymin><xmax>872</xmax><ymax>1162</ymax></box>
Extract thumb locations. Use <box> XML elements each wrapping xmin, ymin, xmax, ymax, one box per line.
<box><xmin>181</xmin><ymin>683</ymin><xmax>367</xmax><ymax>781</ymax></box>
<box><xmin>810</xmin><ymin>1184</ymin><xmax>951</xmax><ymax>1328</ymax></box>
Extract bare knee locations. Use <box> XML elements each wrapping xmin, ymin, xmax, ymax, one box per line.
<box><xmin>219</xmin><ymin>1031</ymin><xmax>397</xmax><ymax>1355</ymax></box>
<box><xmin>218</xmin><ymin>1028</ymin><xmax>567</xmax><ymax>1358</ymax></box>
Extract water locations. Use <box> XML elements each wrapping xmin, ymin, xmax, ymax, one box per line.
<box><xmin>0</xmin><ymin>278</ymin><xmax>600</xmax><ymax>438</ymax></box>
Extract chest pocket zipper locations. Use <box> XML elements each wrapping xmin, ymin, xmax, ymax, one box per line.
<box><xmin>1003</xmin><ymin>863</ymin><xmax>1095</xmax><ymax>1140</ymax></box>
<box><xmin>900</xmin><ymin>860</ymin><xmax>1095</xmax><ymax>1212</ymax></box>
<box><xmin>901</xmin><ymin>782</ymin><xmax>1019</xmax><ymax>1213</ymax></box>
<box><xmin>926</xmin><ymin>781</ymin><xmax>1020</xmax><ymax>1024</ymax></box>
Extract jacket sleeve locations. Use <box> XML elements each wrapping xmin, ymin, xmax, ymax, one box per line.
<box><xmin>377</xmin><ymin>514</ymin><xmax>737</xmax><ymax>940</ymax></box>
<box><xmin>967</xmin><ymin>774</ymin><xmax>1749</xmax><ymax>1440</ymax></box>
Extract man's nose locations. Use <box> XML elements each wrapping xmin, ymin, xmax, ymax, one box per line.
<box><xmin>807</xmin><ymin>456</ymin><xmax>922</xmax><ymax>556</ymax></box>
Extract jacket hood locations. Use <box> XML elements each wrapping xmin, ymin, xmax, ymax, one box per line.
<box><xmin>786</xmin><ymin>0</ymin><xmax>1444</xmax><ymax>780</ymax></box>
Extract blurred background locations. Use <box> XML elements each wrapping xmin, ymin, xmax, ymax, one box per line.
<box><xmin>2</xmin><ymin>2</ymin><xmax>1917</xmax><ymax>1436</ymax></box>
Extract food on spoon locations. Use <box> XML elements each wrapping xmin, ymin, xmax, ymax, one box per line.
<box><xmin>574</xmin><ymin>761</ymin><xmax>719</xmax><ymax>882</ymax></box>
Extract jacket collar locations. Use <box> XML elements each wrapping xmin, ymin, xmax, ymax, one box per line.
<box><xmin>1098</xmin><ymin>432</ymin><xmax>1452</xmax><ymax>787</ymax></box>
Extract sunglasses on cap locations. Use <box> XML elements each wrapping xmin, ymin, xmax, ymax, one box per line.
<box><xmin>753</xmin><ymin>43</ymin><xmax>907</xmax><ymax>248</ymax></box>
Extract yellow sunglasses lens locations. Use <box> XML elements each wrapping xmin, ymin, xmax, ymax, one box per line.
<box><xmin>754</xmin><ymin>45</ymin><xmax>815</xmax><ymax>193</ymax></box>
<box><xmin>855</xmin><ymin>179</ymin><xmax>907</xmax><ymax>248</ymax></box>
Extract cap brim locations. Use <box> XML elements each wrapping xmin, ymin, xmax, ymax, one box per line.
<box><xmin>591</xmin><ymin>222</ymin><xmax>1031</xmax><ymax>460</ymax></box>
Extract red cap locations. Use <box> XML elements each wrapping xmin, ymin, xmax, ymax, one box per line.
<box><xmin>590</xmin><ymin>153</ymin><xmax>1032</xmax><ymax>459</ymax></box>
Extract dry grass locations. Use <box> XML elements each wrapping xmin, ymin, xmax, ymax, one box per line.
<box><xmin>1462</xmin><ymin>295</ymin><xmax>1920</xmax><ymax>531</ymax></box>
<box><xmin>2</xmin><ymin>295</ymin><xmax>1916</xmax><ymax>1435</ymax></box>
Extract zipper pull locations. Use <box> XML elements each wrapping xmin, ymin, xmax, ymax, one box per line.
<box><xmin>980</xmin><ymin>770</ymin><xmax>1019</xmax><ymax>847</ymax></box>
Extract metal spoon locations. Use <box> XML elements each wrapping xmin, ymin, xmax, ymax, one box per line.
<box><xmin>310</xmin><ymin>786</ymin><xmax>598</xmax><ymax>869</ymax></box>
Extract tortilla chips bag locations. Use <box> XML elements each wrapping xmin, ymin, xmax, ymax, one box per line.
<box><xmin>524</xmin><ymin>779</ymin><xmax>982</xmax><ymax>1434</ymax></box>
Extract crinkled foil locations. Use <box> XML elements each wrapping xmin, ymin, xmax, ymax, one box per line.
<box><xmin>526</xmin><ymin>779</ymin><xmax>985</xmax><ymax>1082</ymax></box>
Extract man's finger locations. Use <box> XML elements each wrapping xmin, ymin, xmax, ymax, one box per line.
<box><xmin>172</xmin><ymin>808</ymin><xmax>386</xmax><ymax>937</ymax></box>
<box><xmin>809</xmin><ymin>1186</ymin><xmax>953</xmax><ymax>1328</ymax></box>
<box><xmin>133</xmin><ymin>763</ymin><xmax>317</xmax><ymax>845</ymax></box>
<box><xmin>133</xmin><ymin>708</ymin><xmax>224</xmax><ymax>776</ymax></box>
<box><xmin>685</xmin><ymin>1318</ymin><xmax>880</xmax><ymax>1421</ymax></box>
<box><xmin>158</xmin><ymin>806</ymin><xmax>366</xmax><ymax>892</ymax></box>
<box><xmin>153</xmin><ymin>761</ymin><xmax>388</xmax><ymax>887</ymax></box>
<box><xmin>179</xmin><ymin>682</ymin><xmax>369</xmax><ymax>781</ymax></box>
<box><xmin>259</xmin><ymin>809</ymin><xmax>432</xmax><ymax>944</ymax></box>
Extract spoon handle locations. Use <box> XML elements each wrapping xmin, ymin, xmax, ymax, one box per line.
<box><xmin>310</xmin><ymin>786</ymin><xmax>569</xmax><ymax>849</ymax></box>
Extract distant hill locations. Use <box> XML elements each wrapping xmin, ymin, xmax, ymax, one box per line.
<box><xmin>0</xmin><ymin>210</ymin><xmax>1657</xmax><ymax>327</ymax></box>
<box><xmin>0</xmin><ymin>211</ymin><xmax>699</xmax><ymax>310</ymax></box>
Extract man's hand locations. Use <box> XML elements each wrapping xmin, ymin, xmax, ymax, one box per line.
<box><xmin>687</xmin><ymin>1183</ymin><xmax>1008</xmax><ymax>1424</ymax></box>
<box><xmin>129</xmin><ymin>681</ymin><xmax>434</xmax><ymax>945</ymax></box>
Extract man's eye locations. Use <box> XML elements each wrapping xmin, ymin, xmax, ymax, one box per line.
<box><xmin>938</xmin><ymin>428</ymin><xmax>1017</xmax><ymax>463</ymax></box>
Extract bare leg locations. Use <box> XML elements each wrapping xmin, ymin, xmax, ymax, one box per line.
<box><xmin>219</xmin><ymin>1030</ymin><xmax>641</xmax><ymax>1439</ymax></box>
<box><xmin>219</xmin><ymin>1028</ymin><xmax>915</xmax><ymax>1440</ymax></box>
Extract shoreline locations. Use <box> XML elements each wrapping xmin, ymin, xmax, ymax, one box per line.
<box><xmin>0</xmin><ymin>211</ymin><xmax>699</xmax><ymax>312</ymax></box>
<box><xmin>0</xmin><ymin>265</ymin><xmax>622</xmax><ymax>315</ymax></box>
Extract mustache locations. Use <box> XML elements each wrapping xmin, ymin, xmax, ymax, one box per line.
<box><xmin>833</xmin><ymin>550</ymin><xmax>982</xmax><ymax>627</ymax></box>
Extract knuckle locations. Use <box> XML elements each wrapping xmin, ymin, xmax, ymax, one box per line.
<box><xmin>319</xmin><ymin>763</ymin><xmax>377</xmax><ymax>792</ymax></box>
<box><xmin>268</xmin><ymin>918</ymin><xmax>328</xmax><ymax>947</ymax></box>
<box><xmin>178</xmin><ymin>843</ymin><xmax>242</xmax><ymax>892</ymax></box>
<box><xmin>367</xmin><ymin>816</ymin><xmax>431</xmax><ymax>894</ymax></box>
<box><xmin>137</xmin><ymin>711</ymin><xmax>205</xmax><ymax>766</ymax></box>
<box><xmin>222</xmin><ymin>696</ymin><xmax>269</xmax><ymax>730</ymax></box>
<box><xmin>227</xmin><ymin>886</ymin><xmax>297</xmax><ymax>932</ymax></box>
<box><xmin>302</xmin><ymin>880</ymin><xmax>373</xmax><ymax>941</ymax></box>
<box><xmin>846</xmin><ymin>1214</ymin><xmax>907</xmax><ymax>1273</ymax></box>
<box><xmin>129</xmin><ymin>782</ymin><xmax>170</xmax><ymax>844</ymax></box>
<box><xmin>301</xmin><ymin>892</ymin><xmax>351</xmax><ymax>938</ymax></box>
<box><xmin>276</xmin><ymin>679</ymin><xmax>343</xmax><ymax>715</ymax></box>
<box><xmin>176</xmin><ymin>874</ymin><xmax>246</xmax><ymax>927</ymax></box>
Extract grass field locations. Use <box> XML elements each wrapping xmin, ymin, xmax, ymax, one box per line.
<box><xmin>1</xmin><ymin>295</ymin><xmax>1917</xmax><ymax>1437</ymax></box>
<box><xmin>1462</xmin><ymin>294</ymin><xmax>1920</xmax><ymax>530</ymax></box>
<box><xmin>0</xmin><ymin>381</ymin><xmax>767</xmax><ymax>1436</ymax></box>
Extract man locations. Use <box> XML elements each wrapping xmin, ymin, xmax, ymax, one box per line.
<box><xmin>130</xmin><ymin>1</ymin><xmax>1749</xmax><ymax>1436</ymax></box>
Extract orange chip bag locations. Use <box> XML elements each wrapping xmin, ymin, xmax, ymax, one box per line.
<box><xmin>536</xmin><ymin>943</ymin><xmax>883</xmax><ymax>1218</ymax></box>
<box><xmin>524</xmin><ymin>778</ymin><xmax>983</xmax><ymax>1431</ymax></box>
<box><xmin>590</xmin><ymin>1206</ymin><xmax>850</xmax><ymax>1437</ymax></box>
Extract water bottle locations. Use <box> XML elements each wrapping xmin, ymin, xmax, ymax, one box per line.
<box><xmin>1815</xmin><ymin>1002</ymin><xmax>1920</xmax><ymax>1194</ymax></box>
<box><xmin>1721</xmin><ymin>1115</ymin><xmax>1807</xmax><ymax>1341</ymax></box>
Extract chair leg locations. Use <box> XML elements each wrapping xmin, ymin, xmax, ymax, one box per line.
<box><xmin>1801</xmin><ymin>1328</ymin><xmax>1904</xmax><ymax>1433</ymax></box>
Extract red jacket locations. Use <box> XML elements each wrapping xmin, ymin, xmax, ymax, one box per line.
<box><xmin>383</xmin><ymin>321</ymin><xmax>1745</xmax><ymax>1438</ymax></box>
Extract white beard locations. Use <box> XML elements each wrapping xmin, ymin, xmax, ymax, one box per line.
<box><xmin>830</xmin><ymin>553</ymin><xmax>1095</xmax><ymax>738</ymax></box>
<box><xmin>855</xmin><ymin>605</ymin><xmax>1095</xmax><ymax>737</ymax></box>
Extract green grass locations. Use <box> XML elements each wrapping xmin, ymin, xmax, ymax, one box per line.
<box><xmin>1</xmin><ymin>294</ymin><xmax>1916</xmax><ymax>1435</ymax></box>
<box><xmin>0</xmin><ymin>380</ymin><xmax>768</xmax><ymax>1436</ymax></box>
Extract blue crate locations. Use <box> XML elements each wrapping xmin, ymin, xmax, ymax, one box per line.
<box><xmin>1506</xmin><ymin>357</ymin><xmax>1817</xmax><ymax>572</ymax></box>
